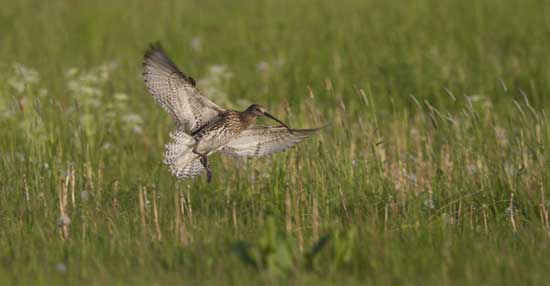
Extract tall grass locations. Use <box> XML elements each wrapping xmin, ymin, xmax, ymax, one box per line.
<box><xmin>1</xmin><ymin>0</ymin><xmax>550</xmax><ymax>285</ymax></box>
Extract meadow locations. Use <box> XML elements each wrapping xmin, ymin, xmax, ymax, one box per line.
<box><xmin>1</xmin><ymin>0</ymin><xmax>550</xmax><ymax>285</ymax></box>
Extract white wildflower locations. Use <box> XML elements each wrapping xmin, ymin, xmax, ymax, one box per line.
<box><xmin>80</xmin><ymin>73</ymin><xmax>100</xmax><ymax>84</ymax></box>
<box><xmin>409</xmin><ymin>128</ymin><xmax>419</xmax><ymax>138</ymax></box>
<box><xmin>104</xmin><ymin>111</ymin><xmax>116</xmax><ymax>119</ymax></box>
<box><xmin>114</xmin><ymin>92</ymin><xmax>129</xmax><ymax>101</ymax></box>
<box><xmin>80</xmin><ymin>114</ymin><xmax>96</xmax><ymax>130</ymax></box>
<box><xmin>467</xmin><ymin>95</ymin><xmax>484</xmax><ymax>103</ymax></box>
<box><xmin>236</xmin><ymin>99</ymin><xmax>251</xmax><ymax>108</ymax></box>
<box><xmin>101</xmin><ymin>142</ymin><xmax>113</xmax><ymax>151</ymax></box>
<box><xmin>504</xmin><ymin>163</ymin><xmax>515</xmax><ymax>177</ymax></box>
<box><xmin>38</xmin><ymin>88</ymin><xmax>48</xmax><ymax>97</ymax></box>
<box><xmin>466</xmin><ymin>164</ymin><xmax>478</xmax><ymax>175</ymax></box>
<box><xmin>198</xmin><ymin>64</ymin><xmax>234</xmax><ymax>107</ymax></box>
<box><xmin>88</xmin><ymin>98</ymin><xmax>102</xmax><ymax>108</ymax></box>
<box><xmin>80</xmin><ymin>190</ymin><xmax>90</xmax><ymax>202</ymax></box>
<box><xmin>8</xmin><ymin>63</ymin><xmax>40</xmax><ymax>93</ymax></box>
<box><xmin>16</xmin><ymin>153</ymin><xmax>26</xmax><ymax>162</ymax></box>
<box><xmin>8</xmin><ymin>78</ymin><xmax>25</xmax><ymax>93</ymax></box>
<box><xmin>256</xmin><ymin>61</ymin><xmax>270</xmax><ymax>73</ymax></box>
<box><xmin>65</xmin><ymin>68</ymin><xmax>79</xmax><ymax>78</ymax></box>
<box><xmin>55</xmin><ymin>262</ymin><xmax>67</xmax><ymax>273</ymax></box>
<box><xmin>97</xmin><ymin>62</ymin><xmax>119</xmax><ymax>81</ymax></box>
<box><xmin>122</xmin><ymin>114</ymin><xmax>143</xmax><ymax>125</ymax></box>
<box><xmin>132</xmin><ymin>126</ymin><xmax>143</xmax><ymax>134</ymax></box>
<box><xmin>274</xmin><ymin>57</ymin><xmax>285</xmax><ymax>68</ymax></box>
<box><xmin>423</xmin><ymin>198</ymin><xmax>435</xmax><ymax>209</ymax></box>
<box><xmin>208</xmin><ymin>64</ymin><xmax>232</xmax><ymax>78</ymax></box>
<box><xmin>81</xmin><ymin>86</ymin><xmax>102</xmax><ymax>96</ymax></box>
<box><xmin>404</xmin><ymin>172</ymin><xmax>417</xmax><ymax>183</ymax></box>
<box><xmin>57</xmin><ymin>215</ymin><xmax>71</xmax><ymax>227</ymax></box>
<box><xmin>256</xmin><ymin>58</ymin><xmax>285</xmax><ymax>78</ymax></box>
<box><xmin>190</xmin><ymin>36</ymin><xmax>202</xmax><ymax>52</ymax></box>
<box><xmin>14</xmin><ymin>63</ymin><xmax>39</xmax><ymax>84</ymax></box>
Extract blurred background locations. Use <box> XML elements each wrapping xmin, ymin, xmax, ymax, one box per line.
<box><xmin>1</xmin><ymin>0</ymin><xmax>550</xmax><ymax>285</ymax></box>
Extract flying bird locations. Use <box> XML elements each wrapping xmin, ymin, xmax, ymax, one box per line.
<box><xmin>142</xmin><ymin>43</ymin><xmax>321</xmax><ymax>183</ymax></box>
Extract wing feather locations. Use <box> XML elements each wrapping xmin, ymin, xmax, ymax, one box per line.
<box><xmin>143</xmin><ymin>43</ymin><xmax>225</xmax><ymax>133</ymax></box>
<box><xmin>222</xmin><ymin>126</ymin><xmax>320</xmax><ymax>157</ymax></box>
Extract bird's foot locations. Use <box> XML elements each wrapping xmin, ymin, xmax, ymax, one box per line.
<box><xmin>199</xmin><ymin>155</ymin><xmax>212</xmax><ymax>183</ymax></box>
<box><xmin>206</xmin><ymin>168</ymin><xmax>212</xmax><ymax>183</ymax></box>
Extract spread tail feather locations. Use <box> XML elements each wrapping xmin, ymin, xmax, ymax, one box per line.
<box><xmin>164</xmin><ymin>130</ymin><xmax>204</xmax><ymax>179</ymax></box>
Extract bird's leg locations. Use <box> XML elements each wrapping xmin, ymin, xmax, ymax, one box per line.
<box><xmin>193</xmin><ymin>149</ymin><xmax>212</xmax><ymax>183</ymax></box>
<box><xmin>200</xmin><ymin>156</ymin><xmax>212</xmax><ymax>183</ymax></box>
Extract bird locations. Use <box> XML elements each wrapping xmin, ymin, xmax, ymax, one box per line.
<box><xmin>142</xmin><ymin>43</ymin><xmax>321</xmax><ymax>183</ymax></box>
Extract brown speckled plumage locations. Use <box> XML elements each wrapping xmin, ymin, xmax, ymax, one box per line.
<box><xmin>143</xmin><ymin>43</ymin><xmax>321</xmax><ymax>183</ymax></box>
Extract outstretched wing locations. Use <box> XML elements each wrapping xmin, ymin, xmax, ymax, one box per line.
<box><xmin>143</xmin><ymin>43</ymin><xmax>225</xmax><ymax>133</ymax></box>
<box><xmin>221</xmin><ymin>126</ymin><xmax>320</xmax><ymax>157</ymax></box>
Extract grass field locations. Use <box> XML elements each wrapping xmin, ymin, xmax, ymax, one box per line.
<box><xmin>1</xmin><ymin>0</ymin><xmax>550</xmax><ymax>285</ymax></box>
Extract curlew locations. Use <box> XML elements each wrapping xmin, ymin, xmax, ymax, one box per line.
<box><xmin>142</xmin><ymin>43</ymin><xmax>321</xmax><ymax>183</ymax></box>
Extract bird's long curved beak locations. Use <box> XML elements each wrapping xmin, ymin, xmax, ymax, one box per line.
<box><xmin>264</xmin><ymin>112</ymin><xmax>294</xmax><ymax>134</ymax></box>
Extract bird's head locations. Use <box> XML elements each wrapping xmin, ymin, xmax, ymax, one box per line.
<box><xmin>245</xmin><ymin>104</ymin><xmax>266</xmax><ymax>116</ymax></box>
<box><xmin>245</xmin><ymin>104</ymin><xmax>293</xmax><ymax>133</ymax></box>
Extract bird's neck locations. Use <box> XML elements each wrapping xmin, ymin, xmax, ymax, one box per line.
<box><xmin>239</xmin><ymin>112</ymin><xmax>257</xmax><ymax>129</ymax></box>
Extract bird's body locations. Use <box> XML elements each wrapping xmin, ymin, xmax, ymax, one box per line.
<box><xmin>142</xmin><ymin>43</ymin><xmax>321</xmax><ymax>182</ymax></box>
<box><xmin>192</xmin><ymin>110</ymin><xmax>253</xmax><ymax>154</ymax></box>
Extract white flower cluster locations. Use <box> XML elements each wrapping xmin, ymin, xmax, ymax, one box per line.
<box><xmin>256</xmin><ymin>57</ymin><xmax>285</xmax><ymax>76</ymax></box>
<box><xmin>64</xmin><ymin>62</ymin><xmax>143</xmax><ymax>136</ymax></box>
<box><xmin>2</xmin><ymin>63</ymin><xmax>48</xmax><ymax>142</ymax></box>
<box><xmin>190</xmin><ymin>36</ymin><xmax>202</xmax><ymax>52</ymax></box>
<box><xmin>8</xmin><ymin>63</ymin><xmax>40</xmax><ymax>93</ymax></box>
<box><xmin>2</xmin><ymin>63</ymin><xmax>44</xmax><ymax>117</ymax></box>
<box><xmin>198</xmin><ymin>64</ymin><xmax>234</xmax><ymax>108</ymax></box>
<box><xmin>255</xmin><ymin>57</ymin><xmax>285</xmax><ymax>94</ymax></box>
<box><xmin>65</xmin><ymin>62</ymin><xmax>118</xmax><ymax>107</ymax></box>
<box><xmin>2</xmin><ymin>60</ymin><xmax>144</xmax><ymax>145</ymax></box>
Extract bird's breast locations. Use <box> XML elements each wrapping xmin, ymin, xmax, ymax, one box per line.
<box><xmin>193</xmin><ymin>112</ymin><xmax>244</xmax><ymax>154</ymax></box>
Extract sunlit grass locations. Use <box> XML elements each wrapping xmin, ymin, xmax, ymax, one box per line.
<box><xmin>1</xmin><ymin>0</ymin><xmax>550</xmax><ymax>285</ymax></box>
